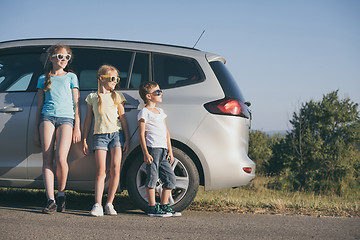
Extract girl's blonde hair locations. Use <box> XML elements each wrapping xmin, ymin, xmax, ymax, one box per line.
<box><xmin>96</xmin><ymin>65</ymin><xmax>121</xmax><ymax>114</ymax></box>
<box><xmin>43</xmin><ymin>45</ymin><xmax>73</xmax><ymax>91</ymax></box>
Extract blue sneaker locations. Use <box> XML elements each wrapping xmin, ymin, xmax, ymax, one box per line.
<box><xmin>147</xmin><ymin>204</ymin><xmax>172</xmax><ymax>217</ymax></box>
<box><xmin>160</xmin><ymin>204</ymin><xmax>182</xmax><ymax>217</ymax></box>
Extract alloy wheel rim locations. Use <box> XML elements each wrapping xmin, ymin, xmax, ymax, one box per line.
<box><xmin>136</xmin><ymin>158</ymin><xmax>189</xmax><ymax>205</ymax></box>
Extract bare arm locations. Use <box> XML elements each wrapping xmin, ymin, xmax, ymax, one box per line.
<box><xmin>72</xmin><ymin>88</ymin><xmax>81</xmax><ymax>143</ymax></box>
<box><xmin>164</xmin><ymin>119</ymin><xmax>174</xmax><ymax>164</ymax></box>
<box><xmin>33</xmin><ymin>89</ymin><xmax>44</xmax><ymax>147</ymax></box>
<box><xmin>139</xmin><ymin>119</ymin><xmax>153</xmax><ymax>164</ymax></box>
<box><xmin>82</xmin><ymin>104</ymin><xmax>93</xmax><ymax>155</ymax></box>
<box><xmin>118</xmin><ymin>103</ymin><xmax>130</xmax><ymax>154</ymax></box>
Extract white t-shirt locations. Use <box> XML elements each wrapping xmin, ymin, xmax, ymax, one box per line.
<box><xmin>137</xmin><ymin>107</ymin><xmax>168</xmax><ymax>148</ymax></box>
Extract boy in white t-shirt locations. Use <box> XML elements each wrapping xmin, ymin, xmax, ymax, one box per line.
<box><xmin>137</xmin><ymin>81</ymin><xmax>181</xmax><ymax>217</ymax></box>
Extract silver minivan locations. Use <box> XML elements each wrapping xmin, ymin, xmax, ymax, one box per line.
<box><xmin>0</xmin><ymin>38</ymin><xmax>255</xmax><ymax>211</ymax></box>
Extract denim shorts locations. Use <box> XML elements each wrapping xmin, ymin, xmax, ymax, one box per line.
<box><xmin>40</xmin><ymin>114</ymin><xmax>74</xmax><ymax>128</ymax></box>
<box><xmin>93</xmin><ymin>132</ymin><xmax>121</xmax><ymax>151</ymax></box>
<box><xmin>145</xmin><ymin>147</ymin><xmax>176</xmax><ymax>189</ymax></box>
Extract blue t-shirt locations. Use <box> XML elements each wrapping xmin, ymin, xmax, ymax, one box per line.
<box><xmin>37</xmin><ymin>72</ymin><xmax>79</xmax><ymax>119</ymax></box>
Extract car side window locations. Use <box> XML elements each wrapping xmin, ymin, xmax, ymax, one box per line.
<box><xmin>71</xmin><ymin>48</ymin><xmax>133</xmax><ymax>90</ymax></box>
<box><xmin>128</xmin><ymin>52</ymin><xmax>150</xmax><ymax>89</ymax></box>
<box><xmin>0</xmin><ymin>53</ymin><xmax>42</xmax><ymax>92</ymax></box>
<box><xmin>152</xmin><ymin>54</ymin><xmax>204</xmax><ymax>89</ymax></box>
<box><xmin>6</xmin><ymin>73</ymin><xmax>34</xmax><ymax>92</ymax></box>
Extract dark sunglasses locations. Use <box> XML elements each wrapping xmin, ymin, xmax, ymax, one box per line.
<box><xmin>151</xmin><ymin>89</ymin><xmax>163</xmax><ymax>96</ymax></box>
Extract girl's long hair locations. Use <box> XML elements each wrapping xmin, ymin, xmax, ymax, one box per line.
<box><xmin>96</xmin><ymin>65</ymin><xmax>121</xmax><ymax>114</ymax></box>
<box><xmin>43</xmin><ymin>45</ymin><xmax>73</xmax><ymax>92</ymax></box>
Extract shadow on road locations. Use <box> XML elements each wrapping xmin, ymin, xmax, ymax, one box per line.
<box><xmin>0</xmin><ymin>187</ymin><xmax>144</xmax><ymax>216</ymax></box>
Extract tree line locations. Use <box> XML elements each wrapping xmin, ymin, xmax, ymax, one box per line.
<box><xmin>248</xmin><ymin>90</ymin><xmax>360</xmax><ymax>196</ymax></box>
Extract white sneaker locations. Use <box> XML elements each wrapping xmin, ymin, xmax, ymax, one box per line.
<box><xmin>104</xmin><ymin>203</ymin><xmax>117</xmax><ymax>216</ymax></box>
<box><xmin>160</xmin><ymin>204</ymin><xmax>182</xmax><ymax>217</ymax></box>
<box><xmin>89</xmin><ymin>203</ymin><xmax>103</xmax><ymax>217</ymax></box>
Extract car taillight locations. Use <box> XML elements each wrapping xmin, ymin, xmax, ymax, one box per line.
<box><xmin>204</xmin><ymin>98</ymin><xmax>250</xmax><ymax>119</ymax></box>
<box><xmin>242</xmin><ymin>167</ymin><xmax>252</xmax><ymax>174</ymax></box>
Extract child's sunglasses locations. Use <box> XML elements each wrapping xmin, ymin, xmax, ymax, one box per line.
<box><xmin>151</xmin><ymin>89</ymin><xmax>163</xmax><ymax>96</ymax></box>
<box><xmin>100</xmin><ymin>75</ymin><xmax>120</xmax><ymax>84</ymax></box>
<box><xmin>52</xmin><ymin>54</ymin><xmax>71</xmax><ymax>61</ymax></box>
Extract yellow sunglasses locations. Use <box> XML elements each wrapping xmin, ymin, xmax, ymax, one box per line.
<box><xmin>100</xmin><ymin>75</ymin><xmax>120</xmax><ymax>83</ymax></box>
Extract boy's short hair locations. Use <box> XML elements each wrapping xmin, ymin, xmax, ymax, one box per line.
<box><xmin>139</xmin><ymin>81</ymin><xmax>159</xmax><ymax>103</ymax></box>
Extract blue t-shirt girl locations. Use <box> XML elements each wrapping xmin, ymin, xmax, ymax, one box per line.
<box><xmin>34</xmin><ymin>45</ymin><xmax>81</xmax><ymax>214</ymax></box>
<box><xmin>36</xmin><ymin>72</ymin><xmax>79</xmax><ymax>119</ymax></box>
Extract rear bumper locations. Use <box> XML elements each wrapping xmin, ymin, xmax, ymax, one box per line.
<box><xmin>188</xmin><ymin>113</ymin><xmax>255</xmax><ymax>190</ymax></box>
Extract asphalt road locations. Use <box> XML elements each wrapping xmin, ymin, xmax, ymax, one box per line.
<box><xmin>0</xmin><ymin>205</ymin><xmax>359</xmax><ymax>240</ymax></box>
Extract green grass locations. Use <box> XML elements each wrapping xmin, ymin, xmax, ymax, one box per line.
<box><xmin>1</xmin><ymin>176</ymin><xmax>359</xmax><ymax>217</ymax></box>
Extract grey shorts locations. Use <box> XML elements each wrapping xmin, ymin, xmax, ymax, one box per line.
<box><xmin>145</xmin><ymin>147</ymin><xmax>176</xmax><ymax>189</ymax></box>
<box><xmin>93</xmin><ymin>132</ymin><xmax>121</xmax><ymax>151</ymax></box>
<box><xmin>40</xmin><ymin>114</ymin><xmax>74</xmax><ymax>128</ymax></box>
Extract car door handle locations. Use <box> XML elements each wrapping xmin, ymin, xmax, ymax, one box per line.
<box><xmin>0</xmin><ymin>107</ymin><xmax>23</xmax><ymax>113</ymax></box>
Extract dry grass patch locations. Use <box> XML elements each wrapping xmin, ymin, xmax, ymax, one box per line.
<box><xmin>189</xmin><ymin>176</ymin><xmax>360</xmax><ymax>217</ymax></box>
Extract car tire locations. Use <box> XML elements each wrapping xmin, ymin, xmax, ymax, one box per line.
<box><xmin>126</xmin><ymin>146</ymin><xmax>199</xmax><ymax>212</ymax></box>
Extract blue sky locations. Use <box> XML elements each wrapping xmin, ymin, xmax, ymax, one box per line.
<box><xmin>1</xmin><ymin>0</ymin><xmax>359</xmax><ymax>132</ymax></box>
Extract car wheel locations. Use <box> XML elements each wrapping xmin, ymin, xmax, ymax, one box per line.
<box><xmin>126</xmin><ymin>146</ymin><xmax>199</xmax><ymax>212</ymax></box>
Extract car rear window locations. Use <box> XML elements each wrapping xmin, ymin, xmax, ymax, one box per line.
<box><xmin>128</xmin><ymin>52</ymin><xmax>150</xmax><ymax>89</ymax></box>
<box><xmin>210</xmin><ymin>61</ymin><xmax>246</xmax><ymax>102</ymax></box>
<box><xmin>153</xmin><ymin>54</ymin><xmax>204</xmax><ymax>89</ymax></box>
<box><xmin>71</xmin><ymin>48</ymin><xmax>134</xmax><ymax>90</ymax></box>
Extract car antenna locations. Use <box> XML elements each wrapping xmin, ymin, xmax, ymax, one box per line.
<box><xmin>193</xmin><ymin>30</ymin><xmax>205</xmax><ymax>49</ymax></box>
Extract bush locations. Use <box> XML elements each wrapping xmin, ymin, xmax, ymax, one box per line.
<box><xmin>266</xmin><ymin>90</ymin><xmax>360</xmax><ymax>196</ymax></box>
<box><xmin>248</xmin><ymin>130</ymin><xmax>283</xmax><ymax>174</ymax></box>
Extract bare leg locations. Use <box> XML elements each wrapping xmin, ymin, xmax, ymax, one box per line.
<box><xmin>55</xmin><ymin>124</ymin><xmax>73</xmax><ymax>193</ymax></box>
<box><xmin>106</xmin><ymin>146</ymin><xmax>121</xmax><ymax>204</ymax></box>
<box><xmin>160</xmin><ymin>188</ymin><xmax>172</xmax><ymax>205</ymax></box>
<box><xmin>146</xmin><ymin>188</ymin><xmax>156</xmax><ymax>206</ymax></box>
<box><xmin>94</xmin><ymin>150</ymin><xmax>107</xmax><ymax>205</ymax></box>
<box><xmin>39</xmin><ymin>121</ymin><xmax>56</xmax><ymax>200</ymax></box>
